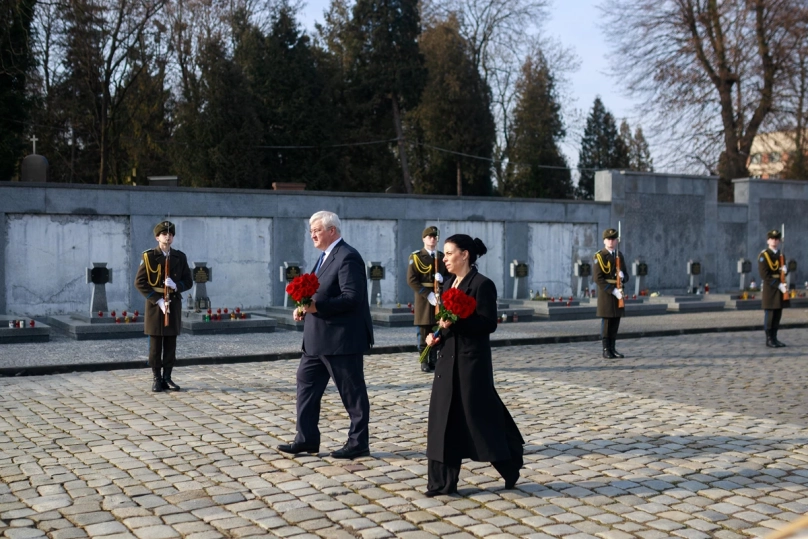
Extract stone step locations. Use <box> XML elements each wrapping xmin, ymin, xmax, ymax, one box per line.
<box><xmin>46</xmin><ymin>315</ymin><xmax>143</xmax><ymax>340</ymax></box>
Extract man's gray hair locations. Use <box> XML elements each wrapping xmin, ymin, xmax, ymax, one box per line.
<box><xmin>310</xmin><ymin>211</ymin><xmax>341</xmax><ymax>234</ymax></box>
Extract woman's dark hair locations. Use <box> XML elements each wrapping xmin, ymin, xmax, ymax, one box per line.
<box><xmin>445</xmin><ymin>234</ymin><xmax>488</xmax><ymax>265</ymax></box>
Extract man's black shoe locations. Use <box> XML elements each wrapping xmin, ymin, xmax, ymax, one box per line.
<box><xmin>277</xmin><ymin>442</ymin><xmax>319</xmax><ymax>455</ymax></box>
<box><xmin>331</xmin><ymin>444</ymin><xmax>370</xmax><ymax>459</ymax></box>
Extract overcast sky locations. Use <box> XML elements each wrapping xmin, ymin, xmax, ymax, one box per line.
<box><xmin>294</xmin><ymin>0</ymin><xmax>650</xmax><ymax>170</ymax></box>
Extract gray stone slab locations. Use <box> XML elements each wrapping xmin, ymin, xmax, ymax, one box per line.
<box><xmin>181</xmin><ymin>311</ymin><xmax>276</xmax><ymax>335</ymax></box>
<box><xmin>0</xmin><ymin>316</ymin><xmax>50</xmax><ymax>344</ymax></box>
<box><xmin>46</xmin><ymin>315</ymin><xmax>144</xmax><ymax>340</ymax></box>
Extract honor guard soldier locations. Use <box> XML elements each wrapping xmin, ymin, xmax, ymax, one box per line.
<box><xmin>135</xmin><ymin>221</ymin><xmax>193</xmax><ymax>392</ymax></box>
<box><xmin>594</xmin><ymin>228</ymin><xmax>629</xmax><ymax>358</ymax></box>
<box><xmin>759</xmin><ymin>229</ymin><xmax>788</xmax><ymax>347</ymax></box>
<box><xmin>407</xmin><ymin>226</ymin><xmax>451</xmax><ymax>372</ymax></box>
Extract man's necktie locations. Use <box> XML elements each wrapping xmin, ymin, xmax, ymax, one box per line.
<box><xmin>315</xmin><ymin>252</ymin><xmax>325</xmax><ymax>275</ymax></box>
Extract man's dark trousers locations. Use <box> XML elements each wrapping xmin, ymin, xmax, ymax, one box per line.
<box><xmin>295</xmin><ymin>352</ymin><xmax>370</xmax><ymax>449</ymax></box>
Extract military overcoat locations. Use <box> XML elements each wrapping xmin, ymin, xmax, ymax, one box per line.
<box><xmin>407</xmin><ymin>248</ymin><xmax>451</xmax><ymax>326</ymax></box>
<box><xmin>135</xmin><ymin>248</ymin><xmax>193</xmax><ymax>336</ymax></box>
<box><xmin>758</xmin><ymin>249</ymin><xmax>788</xmax><ymax>310</ymax></box>
<box><xmin>593</xmin><ymin>248</ymin><xmax>629</xmax><ymax>318</ymax></box>
<box><xmin>426</xmin><ymin>268</ymin><xmax>524</xmax><ymax>463</ymax></box>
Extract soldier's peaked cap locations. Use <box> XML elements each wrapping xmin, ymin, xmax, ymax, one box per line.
<box><xmin>154</xmin><ymin>221</ymin><xmax>176</xmax><ymax>236</ymax></box>
<box><xmin>767</xmin><ymin>229</ymin><xmax>782</xmax><ymax>240</ymax></box>
<box><xmin>422</xmin><ymin>226</ymin><xmax>439</xmax><ymax>238</ymax></box>
<box><xmin>602</xmin><ymin>228</ymin><xmax>619</xmax><ymax>240</ymax></box>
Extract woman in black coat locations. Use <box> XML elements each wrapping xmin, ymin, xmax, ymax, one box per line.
<box><xmin>424</xmin><ymin>234</ymin><xmax>524</xmax><ymax>496</ymax></box>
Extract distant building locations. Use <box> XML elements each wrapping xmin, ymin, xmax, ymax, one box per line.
<box><xmin>747</xmin><ymin>130</ymin><xmax>807</xmax><ymax>179</ymax></box>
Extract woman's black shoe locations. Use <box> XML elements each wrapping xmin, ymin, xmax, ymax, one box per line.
<box><xmin>504</xmin><ymin>471</ymin><xmax>520</xmax><ymax>490</ymax></box>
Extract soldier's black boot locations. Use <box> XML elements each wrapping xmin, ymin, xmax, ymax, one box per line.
<box><xmin>765</xmin><ymin>330</ymin><xmax>776</xmax><ymax>348</ymax></box>
<box><xmin>772</xmin><ymin>329</ymin><xmax>786</xmax><ymax>348</ymax></box>
<box><xmin>163</xmin><ymin>367</ymin><xmax>181</xmax><ymax>391</ymax></box>
<box><xmin>611</xmin><ymin>341</ymin><xmax>625</xmax><ymax>358</ymax></box>
<box><xmin>151</xmin><ymin>367</ymin><xmax>164</xmax><ymax>392</ymax></box>
<box><xmin>602</xmin><ymin>339</ymin><xmax>616</xmax><ymax>359</ymax></box>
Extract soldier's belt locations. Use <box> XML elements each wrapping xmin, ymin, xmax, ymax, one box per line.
<box><xmin>606</xmin><ymin>279</ymin><xmax>617</xmax><ymax>284</ymax></box>
<box><xmin>152</xmin><ymin>287</ymin><xmax>165</xmax><ymax>293</ymax></box>
<box><xmin>420</xmin><ymin>282</ymin><xmax>434</xmax><ymax>287</ymax></box>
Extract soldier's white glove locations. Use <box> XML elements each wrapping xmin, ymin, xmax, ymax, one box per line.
<box><xmin>612</xmin><ymin>288</ymin><xmax>623</xmax><ymax>300</ymax></box>
<box><xmin>434</xmin><ymin>273</ymin><xmax>444</xmax><ymax>283</ymax></box>
<box><xmin>778</xmin><ymin>283</ymin><xmax>788</xmax><ymax>294</ymax></box>
<box><xmin>619</xmin><ymin>271</ymin><xmax>625</xmax><ymax>279</ymax></box>
<box><xmin>164</xmin><ymin>277</ymin><xmax>177</xmax><ymax>290</ymax></box>
<box><xmin>781</xmin><ymin>266</ymin><xmax>787</xmax><ymax>275</ymax></box>
<box><xmin>157</xmin><ymin>298</ymin><xmax>167</xmax><ymax>314</ymax></box>
<box><xmin>427</xmin><ymin>292</ymin><xmax>437</xmax><ymax>306</ymax></box>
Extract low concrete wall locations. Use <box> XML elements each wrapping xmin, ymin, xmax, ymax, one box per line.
<box><xmin>1</xmin><ymin>173</ymin><xmax>805</xmax><ymax>316</ymax></box>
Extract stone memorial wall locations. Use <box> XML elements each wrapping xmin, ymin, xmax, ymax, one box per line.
<box><xmin>1</xmin><ymin>172</ymin><xmax>806</xmax><ymax>316</ymax></box>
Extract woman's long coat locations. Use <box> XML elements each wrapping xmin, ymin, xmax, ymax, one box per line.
<box><xmin>426</xmin><ymin>268</ymin><xmax>524</xmax><ymax>463</ymax></box>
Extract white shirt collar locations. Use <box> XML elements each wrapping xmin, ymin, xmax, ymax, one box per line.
<box><xmin>321</xmin><ymin>237</ymin><xmax>343</xmax><ymax>260</ymax></box>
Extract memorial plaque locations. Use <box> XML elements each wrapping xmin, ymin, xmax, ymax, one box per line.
<box><xmin>368</xmin><ymin>264</ymin><xmax>385</xmax><ymax>281</ymax></box>
<box><xmin>575</xmin><ymin>262</ymin><xmax>591</xmax><ymax>277</ymax></box>
<box><xmin>193</xmin><ymin>266</ymin><xmax>210</xmax><ymax>283</ymax></box>
<box><xmin>285</xmin><ymin>265</ymin><xmax>301</xmax><ymax>281</ymax></box>
<box><xmin>635</xmin><ymin>262</ymin><xmax>648</xmax><ymax>277</ymax></box>
<box><xmin>688</xmin><ymin>261</ymin><xmax>701</xmax><ymax>275</ymax></box>
<box><xmin>90</xmin><ymin>267</ymin><xmax>110</xmax><ymax>284</ymax></box>
<box><xmin>738</xmin><ymin>259</ymin><xmax>752</xmax><ymax>274</ymax></box>
<box><xmin>787</xmin><ymin>259</ymin><xmax>797</xmax><ymax>272</ymax></box>
<box><xmin>512</xmin><ymin>263</ymin><xmax>529</xmax><ymax>278</ymax></box>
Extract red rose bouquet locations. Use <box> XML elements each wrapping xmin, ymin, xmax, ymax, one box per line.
<box><xmin>418</xmin><ymin>287</ymin><xmax>477</xmax><ymax>363</ymax></box>
<box><xmin>286</xmin><ymin>273</ymin><xmax>320</xmax><ymax>314</ymax></box>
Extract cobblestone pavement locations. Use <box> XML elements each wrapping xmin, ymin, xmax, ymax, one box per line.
<box><xmin>2</xmin><ymin>309</ymin><xmax>805</xmax><ymax>370</ymax></box>
<box><xmin>1</xmin><ymin>331</ymin><xmax>807</xmax><ymax>539</ymax></box>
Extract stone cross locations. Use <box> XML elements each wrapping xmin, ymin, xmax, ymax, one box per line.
<box><xmin>85</xmin><ymin>262</ymin><xmax>113</xmax><ymax>312</ymax></box>
<box><xmin>30</xmin><ymin>135</ymin><xmax>38</xmax><ymax>154</ymax></box>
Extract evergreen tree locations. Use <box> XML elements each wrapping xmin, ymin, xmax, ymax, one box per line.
<box><xmin>0</xmin><ymin>0</ymin><xmax>36</xmax><ymax>181</ymax></box>
<box><xmin>343</xmin><ymin>0</ymin><xmax>425</xmax><ymax>193</ymax></box>
<box><xmin>619</xmin><ymin>119</ymin><xmax>654</xmax><ymax>172</ymax></box>
<box><xmin>409</xmin><ymin>16</ymin><xmax>495</xmax><ymax>196</ymax></box>
<box><xmin>505</xmin><ymin>52</ymin><xmax>572</xmax><ymax>199</ymax></box>
<box><xmin>235</xmin><ymin>6</ymin><xmax>339</xmax><ymax>190</ymax></box>
<box><xmin>577</xmin><ymin>97</ymin><xmax>629</xmax><ymax>199</ymax></box>
<box><xmin>172</xmin><ymin>38</ymin><xmax>264</xmax><ymax>188</ymax></box>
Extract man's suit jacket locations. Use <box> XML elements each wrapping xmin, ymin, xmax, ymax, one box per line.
<box><xmin>303</xmin><ymin>240</ymin><xmax>374</xmax><ymax>356</ymax></box>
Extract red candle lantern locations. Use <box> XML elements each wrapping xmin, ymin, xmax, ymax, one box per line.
<box><xmin>132</xmin><ymin>316</ymin><xmax>138</xmax><ymax>322</ymax></box>
<box><xmin>217</xmin><ymin>308</ymin><xmax>221</xmax><ymax>314</ymax></box>
<box><xmin>235</xmin><ymin>307</ymin><xmax>241</xmax><ymax>314</ymax></box>
<box><xmin>115</xmin><ymin>317</ymin><xmax>121</xmax><ymax>324</ymax></box>
<box><xmin>111</xmin><ymin>310</ymin><xmax>116</xmax><ymax>318</ymax></box>
<box><xmin>566</xmin><ymin>300</ymin><xmax>571</xmax><ymax>306</ymax></box>
<box><xmin>207</xmin><ymin>308</ymin><xmax>212</xmax><ymax>315</ymax></box>
<box><xmin>29</xmin><ymin>320</ymin><xmax>35</xmax><ymax>328</ymax></box>
<box><xmin>568</xmin><ymin>296</ymin><xmax>572</xmax><ymax>302</ymax></box>
<box><xmin>98</xmin><ymin>311</ymin><xmax>103</xmax><ymax>317</ymax></box>
<box><xmin>224</xmin><ymin>308</ymin><xmax>229</xmax><ymax>314</ymax></box>
<box><xmin>134</xmin><ymin>310</ymin><xmax>139</xmax><ymax>317</ymax></box>
<box><xmin>122</xmin><ymin>310</ymin><xmax>127</xmax><ymax>317</ymax></box>
<box><xmin>241</xmin><ymin>313</ymin><xmax>247</xmax><ymax>319</ymax></box>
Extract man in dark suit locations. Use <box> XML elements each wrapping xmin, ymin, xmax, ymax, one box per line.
<box><xmin>593</xmin><ymin>228</ymin><xmax>629</xmax><ymax>359</ymax></box>
<box><xmin>278</xmin><ymin>211</ymin><xmax>374</xmax><ymax>459</ymax></box>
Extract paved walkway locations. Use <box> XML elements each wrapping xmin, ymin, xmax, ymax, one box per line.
<box><xmin>1</xmin><ymin>309</ymin><xmax>806</xmax><ymax>373</ymax></box>
<box><xmin>1</xmin><ymin>328</ymin><xmax>807</xmax><ymax>538</ymax></box>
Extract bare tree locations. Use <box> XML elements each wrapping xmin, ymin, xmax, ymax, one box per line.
<box><xmin>601</xmin><ymin>0</ymin><xmax>805</xmax><ymax>199</ymax></box>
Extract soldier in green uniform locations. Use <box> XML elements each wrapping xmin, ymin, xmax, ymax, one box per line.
<box><xmin>758</xmin><ymin>229</ymin><xmax>788</xmax><ymax>347</ymax></box>
<box><xmin>407</xmin><ymin>226</ymin><xmax>451</xmax><ymax>373</ymax></box>
<box><xmin>135</xmin><ymin>221</ymin><xmax>193</xmax><ymax>392</ymax></box>
<box><xmin>593</xmin><ymin>228</ymin><xmax>629</xmax><ymax>359</ymax></box>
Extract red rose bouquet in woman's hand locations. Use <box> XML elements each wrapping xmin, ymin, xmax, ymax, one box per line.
<box><xmin>286</xmin><ymin>273</ymin><xmax>320</xmax><ymax>315</ymax></box>
<box><xmin>419</xmin><ymin>287</ymin><xmax>477</xmax><ymax>363</ymax></box>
